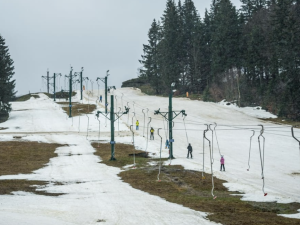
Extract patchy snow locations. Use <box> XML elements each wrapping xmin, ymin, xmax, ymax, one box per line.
<box><xmin>0</xmin><ymin>87</ymin><xmax>299</xmax><ymax>223</ymax></box>
<box><xmin>219</xmin><ymin>99</ymin><xmax>277</xmax><ymax>119</ymax></box>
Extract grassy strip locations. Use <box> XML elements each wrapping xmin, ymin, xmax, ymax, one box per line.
<box><xmin>0</xmin><ymin>180</ymin><xmax>61</xmax><ymax>196</ymax></box>
<box><xmin>13</xmin><ymin>94</ymin><xmax>40</xmax><ymax>102</ymax></box>
<box><xmin>261</xmin><ymin>118</ymin><xmax>300</xmax><ymax>127</ymax></box>
<box><xmin>92</xmin><ymin>143</ymin><xmax>300</xmax><ymax>225</ymax></box>
<box><xmin>58</xmin><ymin>102</ymin><xmax>96</xmax><ymax>117</ymax></box>
<box><xmin>0</xmin><ymin>141</ymin><xmax>64</xmax><ymax>196</ymax></box>
<box><xmin>44</xmin><ymin>91</ymin><xmax>76</xmax><ymax>100</ymax></box>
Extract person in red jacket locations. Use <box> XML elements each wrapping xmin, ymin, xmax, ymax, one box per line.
<box><xmin>220</xmin><ymin>155</ymin><xmax>225</xmax><ymax>171</ymax></box>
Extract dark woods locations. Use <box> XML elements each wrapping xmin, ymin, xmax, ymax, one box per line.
<box><xmin>139</xmin><ymin>0</ymin><xmax>300</xmax><ymax>120</ymax></box>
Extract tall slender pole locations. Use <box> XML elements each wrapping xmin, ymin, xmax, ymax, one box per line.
<box><xmin>80</xmin><ymin>71</ymin><xmax>83</xmax><ymax>100</ymax></box>
<box><xmin>105</xmin><ymin>76</ymin><xmax>108</xmax><ymax>114</ymax></box>
<box><xmin>110</xmin><ymin>95</ymin><xmax>115</xmax><ymax>160</ymax></box>
<box><xmin>53</xmin><ymin>73</ymin><xmax>56</xmax><ymax>101</ymax></box>
<box><xmin>142</xmin><ymin>109</ymin><xmax>145</xmax><ymax>137</ymax></box>
<box><xmin>169</xmin><ymin>92</ymin><xmax>173</xmax><ymax>159</ymax></box>
<box><xmin>69</xmin><ymin>68</ymin><xmax>73</xmax><ymax>118</ymax></box>
<box><xmin>47</xmin><ymin>69</ymin><xmax>49</xmax><ymax>93</ymax></box>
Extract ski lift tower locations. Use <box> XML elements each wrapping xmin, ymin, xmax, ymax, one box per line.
<box><xmin>154</xmin><ymin>82</ymin><xmax>187</xmax><ymax>159</ymax></box>
<box><xmin>96</xmin><ymin>95</ymin><xmax>129</xmax><ymax>161</ymax></box>
<box><xmin>65</xmin><ymin>67</ymin><xmax>79</xmax><ymax>118</ymax></box>
<box><xmin>96</xmin><ymin>70</ymin><xmax>113</xmax><ymax>113</ymax></box>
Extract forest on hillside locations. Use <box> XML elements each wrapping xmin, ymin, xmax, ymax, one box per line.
<box><xmin>138</xmin><ymin>0</ymin><xmax>300</xmax><ymax>120</ymax></box>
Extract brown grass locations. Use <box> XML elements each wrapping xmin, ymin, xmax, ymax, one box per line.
<box><xmin>58</xmin><ymin>102</ymin><xmax>96</xmax><ymax>116</ymax></box>
<box><xmin>91</xmin><ymin>143</ymin><xmax>150</xmax><ymax>168</ymax></box>
<box><xmin>14</xmin><ymin>94</ymin><xmax>40</xmax><ymax>102</ymax></box>
<box><xmin>261</xmin><ymin>118</ymin><xmax>300</xmax><ymax>127</ymax></box>
<box><xmin>0</xmin><ymin>141</ymin><xmax>64</xmax><ymax>196</ymax></box>
<box><xmin>0</xmin><ymin>180</ymin><xmax>61</xmax><ymax>196</ymax></box>
<box><xmin>92</xmin><ymin>142</ymin><xmax>300</xmax><ymax>225</ymax></box>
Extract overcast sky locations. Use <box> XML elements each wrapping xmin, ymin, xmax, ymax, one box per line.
<box><xmin>0</xmin><ymin>0</ymin><xmax>241</xmax><ymax>95</ymax></box>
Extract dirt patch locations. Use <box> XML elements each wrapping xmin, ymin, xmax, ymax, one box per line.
<box><xmin>92</xmin><ymin>143</ymin><xmax>300</xmax><ymax>225</ymax></box>
<box><xmin>0</xmin><ymin>180</ymin><xmax>62</xmax><ymax>196</ymax></box>
<box><xmin>0</xmin><ymin>141</ymin><xmax>65</xmax><ymax>196</ymax></box>
<box><xmin>0</xmin><ymin>141</ymin><xmax>62</xmax><ymax>176</ymax></box>
<box><xmin>0</xmin><ymin>127</ymin><xmax>8</xmax><ymax>130</ymax></box>
<box><xmin>92</xmin><ymin>143</ymin><xmax>150</xmax><ymax>168</ymax></box>
<box><xmin>58</xmin><ymin>102</ymin><xmax>96</xmax><ymax>116</ymax></box>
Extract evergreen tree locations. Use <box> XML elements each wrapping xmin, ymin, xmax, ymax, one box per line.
<box><xmin>272</xmin><ymin>0</ymin><xmax>300</xmax><ymax>118</ymax></box>
<box><xmin>0</xmin><ymin>35</ymin><xmax>16</xmax><ymax>119</ymax></box>
<box><xmin>139</xmin><ymin>19</ymin><xmax>162</xmax><ymax>94</ymax></box>
<box><xmin>182</xmin><ymin>0</ymin><xmax>200</xmax><ymax>92</ymax></box>
<box><xmin>199</xmin><ymin>9</ymin><xmax>213</xmax><ymax>88</ymax></box>
<box><xmin>210</xmin><ymin>0</ymin><xmax>240</xmax><ymax>80</ymax></box>
<box><xmin>160</xmin><ymin>0</ymin><xmax>181</xmax><ymax>90</ymax></box>
<box><xmin>240</xmin><ymin>0</ymin><xmax>267</xmax><ymax>20</ymax></box>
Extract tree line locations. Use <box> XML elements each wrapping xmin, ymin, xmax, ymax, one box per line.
<box><xmin>139</xmin><ymin>0</ymin><xmax>300</xmax><ymax>120</ymax></box>
<box><xmin>0</xmin><ymin>34</ymin><xmax>15</xmax><ymax>121</ymax></box>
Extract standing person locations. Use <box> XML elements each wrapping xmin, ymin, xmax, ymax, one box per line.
<box><xmin>165</xmin><ymin>139</ymin><xmax>169</xmax><ymax>149</ymax></box>
<box><xmin>187</xmin><ymin>143</ymin><xmax>193</xmax><ymax>159</ymax></box>
<box><xmin>150</xmin><ymin>127</ymin><xmax>154</xmax><ymax>140</ymax></box>
<box><xmin>220</xmin><ymin>155</ymin><xmax>225</xmax><ymax>171</ymax></box>
<box><xmin>136</xmin><ymin>120</ymin><xmax>139</xmax><ymax>130</ymax></box>
<box><xmin>100</xmin><ymin>95</ymin><xmax>102</xmax><ymax>103</ymax></box>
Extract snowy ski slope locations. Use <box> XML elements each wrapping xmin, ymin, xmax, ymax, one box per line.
<box><xmin>0</xmin><ymin>87</ymin><xmax>299</xmax><ymax>224</ymax></box>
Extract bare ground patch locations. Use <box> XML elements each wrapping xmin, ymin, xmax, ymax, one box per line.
<box><xmin>0</xmin><ymin>141</ymin><xmax>65</xmax><ymax>196</ymax></box>
<box><xmin>92</xmin><ymin>142</ymin><xmax>300</xmax><ymax>225</ymax></box>
<box><xmin>57</xmin><ymin>102</ymin><xmax>96</xmax><ymax>117</ymax></box>
<box><xmin>260</xmin><ymin>118</ymin><xmax>300</xmax><ymax>127</ymax></box>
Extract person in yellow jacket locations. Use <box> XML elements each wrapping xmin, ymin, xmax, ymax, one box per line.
<box><xmin>136</xmin><ymin>120</ymin><xmax>139</xmax><ymax>130</ymax></box>
<box><xmin>150</xmin><ymin>127</ymin><xmax>154</xmax><ymax>140</ymax></box>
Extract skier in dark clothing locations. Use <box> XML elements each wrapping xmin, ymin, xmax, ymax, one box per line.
<box><xmin>187</xmin><ymin>143</ymin><xmax>193</xmax><ymax>159</ymax></box>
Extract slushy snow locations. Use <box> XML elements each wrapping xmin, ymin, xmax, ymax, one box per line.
<box><xmin>0</xmin><ymin>87</ymin><xmax>299</xmax><ymax>224</ymax></box>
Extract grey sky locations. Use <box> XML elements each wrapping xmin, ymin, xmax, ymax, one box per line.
<box><xmin>0</xmin><ymin>0</ymin><xmax>241</xmax><ymax>95</ymax></box>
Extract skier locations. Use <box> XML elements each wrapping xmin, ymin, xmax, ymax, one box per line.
<box><xmin>165</xmin><ymin>139</ymin><xmax>169</xmax><ymax>149</ymax></box>
<box><xmin>150</xmin><ymin>127</ymin><xmax>154</xmax><ymax>140</ymax></box>
<box><xmin>220</xmin><ymin>155</ymin><xmax>225</xmax><ymax>171</ymax></box>
<box><xmin>136</xmin><ymin>120</ymin><xmax>139</xmax><ymax>130</ymax></box>
<box><xmin>187</xmin><ymin>143</ymin><xmax>193</xmax><ymax>159</ymax></box>
<box><xmin>100</xmin><ymin>95</ymin><xmax>102</xmax><ymax>103</ymax></box>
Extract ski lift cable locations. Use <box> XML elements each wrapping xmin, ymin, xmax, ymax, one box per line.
<box><xmin>142</xmin><ymin>109</ymin><xmax>146</xmax><ymax>137</ymax></box>
<box><xmin>145</xmin><ymin>117</ymin><xmax>151</xmax><ymax>152</ymax></box>
<box><xmin>97</xmin><ymin>115</ymin><xmax>101</xmax><ymax>147</ymax></box>
<box><xmin>208</xmin><ymin>124</ymin><xmax>214</xmax><ymax>164</ymax></box>
<box><xmin>131</xmin><ymin>112</ymin><xmax>136</xmax><ymax>143</ymax></box>
<box><xmin>213</xmin><ymin>123</ymin><xmax>222</xmax><ymax>157</ymax></box>
<box><xmin>247</xmin><ymin>130</ymin><xmax>255</xmax><ymax>171</ymax></box>
<box><xmin>162</xmin><ymin>117</ymin><xmax>168</xmax><ymax>140</ymax></box>
<box><xmin>291</xmin><ymin>126</ymin><xmax>300</xmax><ymax>166</ymax></box>
<box><xmin>157</xmin><ymin>128</ymin><xmax>163</xmax><ymax>182</ymax></box>
<box><xmin>202</xmin><ymin>125</ymin><xmax>208</xmax><ymax>179</ymax></box>
<box><xmin>203</xmin><ymin>125</ymin><xmax>216</xmax><ymax>199</ymax></box>
<box><xmin>86</xmin><ymin>113</ymin><xmax>90</xmax><ymax>140</ymax></box>
<box><xmin>130</xmin><ymin>125</ymin><xmax>136</xmax><ymax>169</ymax></box>
<box><xmin>183</xmin><ymin>116</ymin><xmax>189</xmax><ymax>144</ymax></box>
<box><xmin>118</xmin><ymin>107</ymin><xmax>121</xmax><ymax>136</ymax></box>
<box><xmin>258</xmin><ymin>124</ymin><xmax>267</xmax><ymax>196</ymax></box>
